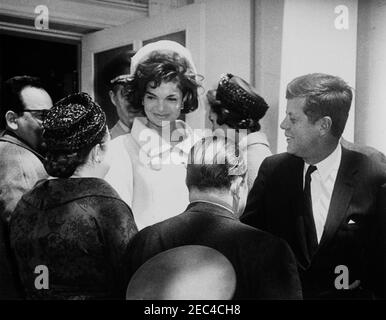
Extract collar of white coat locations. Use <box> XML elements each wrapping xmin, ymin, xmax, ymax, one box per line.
<box><xmin>131</xmin><ymin>117</ymin><xmax>200</xmax><ymax>160</ymax></box>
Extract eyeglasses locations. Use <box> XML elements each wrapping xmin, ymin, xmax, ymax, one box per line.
<box><xmin>23</xmin><ymin>109</ymin><xmax>50</xmax><ymax>121</ymax></box>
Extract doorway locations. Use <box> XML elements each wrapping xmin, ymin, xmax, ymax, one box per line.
<box><xmin>0</xmin><ymin>32</ymin><xmax>80</xmax><ymax>104</ymax></box>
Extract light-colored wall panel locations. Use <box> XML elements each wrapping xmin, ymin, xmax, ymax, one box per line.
<box><xmin>0</xmin><ymin>0</ymin><xmax>147</xmax><ymax>29</ymax></box>
<box><xmin>277</xmin><ymin>0</ymin><xmax>358</xmax><ymax>153</ymax></box>
<box><xmin>254</xmin><ymin>0</ymin><xmax>285</xmax><ymax>153</ymax></box>
<box><xmin>355</xmin><ymin>0</ymin><xmax>386</xmax><ymax>153</ymax></box>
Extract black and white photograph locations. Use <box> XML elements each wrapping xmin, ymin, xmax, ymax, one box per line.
<box><xmin>1</xmin><ymin>0</ymin><xmax>386</xmax><ymax>309</ymax></box>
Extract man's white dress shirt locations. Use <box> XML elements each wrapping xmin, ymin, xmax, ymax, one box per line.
<box><xmin>303</xmin><ymin>144</ymin><xmax>342</xmax><ymax>242</ymax></box>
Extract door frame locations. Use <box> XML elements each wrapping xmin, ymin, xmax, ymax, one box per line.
<box><xmin>81</xmin><ymin>2</ymin><xmax>207</xmax><ymax>128</ymax></box>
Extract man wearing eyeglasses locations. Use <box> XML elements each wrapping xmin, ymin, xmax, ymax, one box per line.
<box><xmin>0</xmin><ymin>75</ymin><xmax>52</xmax><ymax>299</ymax></box>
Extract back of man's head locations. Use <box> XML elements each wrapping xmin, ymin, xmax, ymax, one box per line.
<box><xmin>286</xmin><ymin>73</ymin><xmax>353</xmax><ymax>138</ymax></box>
<box><xmin>186</xmin><ymin>136</ymin><xmax>247</xmax><ymax>192</ymax></box>
<box><xmin>1</xmin><ymin>76</ymin><xmax>44</xmax><ymax>129</ymax></box>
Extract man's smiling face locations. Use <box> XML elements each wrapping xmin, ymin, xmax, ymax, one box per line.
<box><xmin>280</xmin><ymin>97</ymin><xmax>321</xmax><ymax>161</ymax></box>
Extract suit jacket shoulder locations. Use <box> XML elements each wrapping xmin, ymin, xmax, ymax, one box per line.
<box><xmin>0</xmin><ymin>140</ymin><xmax>47</xmax><ymax>223</ymax></box>
<box><xmin>260</xmin><ymin>152</ymin><xmax>301</xmax><ymax>170</ymax></box>
<box><xmin>340</xmin><ymin>146</ymin><xmax>386</xmax><ymax>184</ymax></box>
<box><xmin>341</xmin><ymin>138</ymin><xmax>386</xmax><ymax>164</ymax></box>
<box><xmin>241</xmin><ymin>152</ymin><xmax>303</xmax><ymax>227</ymax></box>
<box><xmin>127</xmin><ymin>205</ymin><xmax>302</xmax><ymax>299</ymax></box>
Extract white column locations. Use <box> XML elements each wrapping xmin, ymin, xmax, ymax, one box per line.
<box><xmin>254</xmin><ymin>0</ymin><xmax>285</xmax><ymax>153</ymax></box>
<box><xmin>355</xmin><ymin>0</ymin><xmax>386</xmax><ymax>153</ymax></box>
<box><xmin>187</xmin><ymin>0</ymin><xmax>253</xmax><ymax>129</ymax></box>
<box><xmin>276</xmin><ymin>0</ymin><xmax>358</xmax><ymax>153</ymax></box>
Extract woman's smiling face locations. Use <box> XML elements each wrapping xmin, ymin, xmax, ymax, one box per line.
<box><xmin>143</xmin><ymin>81</ymin><xmax>183</xmax><ymax>128</ymax></box>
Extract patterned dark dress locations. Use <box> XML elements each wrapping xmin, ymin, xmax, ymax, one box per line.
<box><xmin>9</xmin><ymin>178</ymin><xmax>138</xmax><ymax>300</ymax></box>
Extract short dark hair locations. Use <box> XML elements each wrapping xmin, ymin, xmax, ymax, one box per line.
<box><xmin>286</xmin><ymin>73</ymin><xmax>353</xmax><ymax>138</ymax></box>
<box><xmin>186</xmin><ymin>136</ymin><xmax>247</xmax><ymax>192</ymax></box>
<box><xmin>127</xmin><ymin>52</ymin><xmax>201</xmax><ymax>114</ymax></box>
<box><xmin>0</xmin><ymin>75</ymin><xmax>45</xmax><ymax>129</ymax></box>
<box><xmin>103</xmin><ymin>51</ymin><xmax>134</xmax><ymax>92</ymax></box>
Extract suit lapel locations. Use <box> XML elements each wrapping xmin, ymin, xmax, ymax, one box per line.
<box><xmin>318</xmin><ymin>147</ymin><xmax>357</xmax><ymax>251</ymax></box>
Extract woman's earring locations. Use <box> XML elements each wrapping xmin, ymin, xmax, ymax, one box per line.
<box><xmin>181</xmin><ymin>96</ymin><xmax>188</xmax><ymax>112</ymax></box>
<box><xmin>95</xmin><ymin>144</ymin><xmax>104</xmax><ymax>163</ymax></box>
<box><xmin>231</xmin><ymin>185</ymin><xmax>240</xmax><ymax>214</ymax></box>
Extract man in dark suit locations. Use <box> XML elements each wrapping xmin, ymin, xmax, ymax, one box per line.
<box><xmin>241</xmin><ymin>73</ymin><xmax>386</xmax><ymax>299</ymax></box>
<box><xmin>126</xmin><ymin>136</ymin><xmax>302</xmax><ymax>299</ymax></box>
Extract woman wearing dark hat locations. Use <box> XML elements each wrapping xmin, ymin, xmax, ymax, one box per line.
<box><xmin>207</xmin><ymin>73</ymin><xmax>272</xmax><ymax>190</ymax></box>
<box><xmin>9</xmin><ymin>93</ymin><xmax>138</xmax><ymax>300</ymax></box>
<box><xmin>105</xmin><ymin>40</ymin><xmax>202</xmax><ymax>230</ymax></box>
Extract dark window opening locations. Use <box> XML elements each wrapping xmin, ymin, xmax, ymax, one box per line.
<box><xmin>0</xmin><ymin>33</ymin><xmax>80</xmax><ymax>105</ymax></box>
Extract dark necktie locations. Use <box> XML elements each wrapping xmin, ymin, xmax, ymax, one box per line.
<box><xmin>304</xmin><ymin>165</ymin><xmax>318</xmax><ymax>258</ymax></box>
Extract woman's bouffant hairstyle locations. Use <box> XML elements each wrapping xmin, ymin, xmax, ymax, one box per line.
<box><xmin>207</xmin><ymin>74</ymin><xmax>269</xmax><ymax>133</ymax></box>
<box><xmin>43</xmin><ymin>92</ymin><xmax>107</xmax><ymax>178</ymax></box>
<box><xmin>125</xmin><ymin>52</ymin><xmax>201</xmax><ymax>114</ymax></box>
<box><xmin>186</xmin><ymin>136</ymin><xmax>247</xmax><ymax>192</ymax></box>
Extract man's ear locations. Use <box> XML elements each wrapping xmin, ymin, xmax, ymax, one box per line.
<box><xmin>319</xmin><ymin>116</ymin><xmax>332</xmax><ymax>136</ymax></box>
<box><xmin>5</xmin><ymin>111</ymin><xmax>19</xmax><ymax>130</ymax></box>
<box><xmin>109</xmin><ymin>90</ymin><xmax>117</xmax><ymax>106</ymax></box>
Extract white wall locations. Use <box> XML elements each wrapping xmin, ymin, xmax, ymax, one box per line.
<box><xmin>0</xmin><ymin>0</ymin><xmax>147</xmax><ymax>29</ymax></box>
<box><xmin>276</xmin><ymin>0</ymin><xmax>358</xmax><ymax>152</ymax></box>
<box><xmin>355</xmin><ymin>0</ymin><xmax>386</xmax><ymax>153</ymax></box>
<box><xmin>197</xmin><ymin>0</ymin><xmax>252</xmax><ymax>129</ymax></box>
<box><xmin>254</xmin><ymin>0</ymin><xmax>284</xmax><ymax>153</ymax></box>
